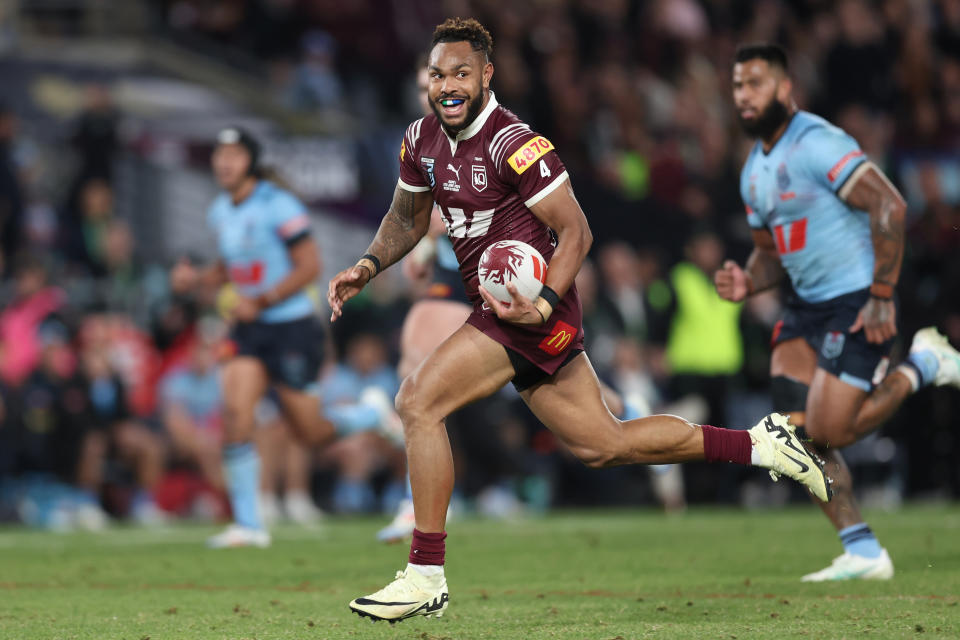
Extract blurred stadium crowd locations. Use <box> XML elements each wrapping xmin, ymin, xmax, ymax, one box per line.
<box><xmin>0</xmin><ymin>0</ymin><xmax>958</xmax><ymax>531</ymax></box>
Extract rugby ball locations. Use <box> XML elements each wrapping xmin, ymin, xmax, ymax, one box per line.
<box><xmin>478</xmin><ymin>240</ymin><xmax>547</xmax><ymax>305</ymax></box>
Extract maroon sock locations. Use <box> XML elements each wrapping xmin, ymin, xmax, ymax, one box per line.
<box><xmin>409</xmin><ymin>529</ymin><xmax>446</xmax><ymax>566</ymax></box>
<box><xmin>701</xmin><ymin>425</ymin><xmax>752</xmax><ymax>465</ymax></box>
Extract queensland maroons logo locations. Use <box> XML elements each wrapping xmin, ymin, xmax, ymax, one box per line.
<box><xmin>478</xmin><ymin>242</ymin><xmax>525</xmax><ymax>285</ymax></box>
<box><xmin>472</xmin><ymin>164</ymin><xmax>487</xmax><ymax>192</ymax></box>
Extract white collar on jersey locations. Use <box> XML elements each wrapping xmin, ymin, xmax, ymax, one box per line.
<box><xmin>443</xmin><ymin>90</ymin><xmax>498</xmax><ymax>152</ymax></box>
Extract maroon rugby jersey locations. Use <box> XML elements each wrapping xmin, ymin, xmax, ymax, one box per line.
<box><xmin>397</xmin><ymin>92</ymin><xmax>584</xmax><ymax>374</ymax></box>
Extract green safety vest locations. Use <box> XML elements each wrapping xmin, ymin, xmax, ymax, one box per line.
<box><xmin>665</xmin><ymin>262</ymin><xmax>743</xmax><ymax>375</ymax></box>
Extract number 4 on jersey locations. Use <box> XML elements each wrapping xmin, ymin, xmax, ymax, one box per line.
<box><xmin>539</xmin><ymin>159</ymin><xmax>551</xmax><ymax>178</ymax></box>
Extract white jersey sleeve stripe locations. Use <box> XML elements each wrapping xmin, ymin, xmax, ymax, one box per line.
<box><xmin>406</xmin><ymin>117</ymin><xmax>425</xmax><ymax>148</ymax></box>
<box><xmin>489</xmin><ymin>123</ymin><xmax>527</xmax><ymax>156</ymax></box>
<box><xmin>489</xmin><ymin>124</ymin><xmax>530</xmax><ymax>164</ymax></box>
<box><xmin>492</xmin><ymin>129</ymin><xmax>533</xmax><ymax>167</ymax></box>
<box><xmin>523</xmin><ymin>171</ymin><xmax>569</xmax><ymax>208</ymax></box>
<box><xmin>397</xmin><ymin>177</ymin><xmax>431</xmax><ymax>192</ymax></box>
<box><xmin>837</xmin><ymin>160</ymin><xmax>876</xmax><ymax>201</ymax></box>
<box><xmin>490</xmin><ymin>124</ymin><xmax>529</xmax><ymax>164</ymax></box>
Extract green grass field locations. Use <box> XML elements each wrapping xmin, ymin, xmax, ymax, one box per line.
<box><xmin>1</xmin><ymin>506</ymin><xmax>959</xmax><ymax>639</ymax></box>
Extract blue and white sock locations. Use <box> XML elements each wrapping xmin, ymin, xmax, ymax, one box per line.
<box><xmin>223</xmin><ymin>442</ymin><xmax>263</xmax><ymax>531</ymax></box>
<box><xmin>839</xmin><ymin>523</ymin><xmax>882</xmax><ymax>559</ymax></box>
<box><xmin>325</xmin><ymin>403</ymin><xmax>382</xmax><ymax>436</ymax></box>
<box><xmin>901</xmin><ymin>350</ymin><xmax>939</xmax><ymax>391</ymax></box>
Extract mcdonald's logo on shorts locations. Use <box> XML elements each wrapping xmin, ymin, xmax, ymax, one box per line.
<box><xmin>539</xmin><ymin>320</ymin><xmax>576</xmax><ymax>356</ymax></box>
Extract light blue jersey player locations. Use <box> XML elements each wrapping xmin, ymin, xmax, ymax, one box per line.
<box><xmin>201</xmin><ymin>127</ymin><xmax>397</xmax><ymax>549</ymax></box>
<box><xmin>208</xmin><ymin>181</ymin><xmax>315</xmax><ymax>323</ymax></box>
<box><xmin>717</xmin><ymin>44</ymin><xmax>960</xmax><ymax>583</ymax></box>
<box><xmin>740</xmin><ymin>110</ymin><xmax>873</xmax><ymax>304</ymax></box>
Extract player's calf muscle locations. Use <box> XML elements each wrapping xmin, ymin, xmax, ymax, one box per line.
<box><xmin>569</xmin><ymin>441</ymin><xmax>620</xmax><ymax>468</ymax></box>
<box><xmin>566</xmin><ymin>416</ymin><xmax>700</xmax><ymax>468</ymax></box>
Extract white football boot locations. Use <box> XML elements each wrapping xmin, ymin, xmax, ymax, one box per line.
<box><xmin>909</xmin><ymin>327</ymin><xmax>960</xmax><ymax>389</ymax></box>
<box><xmin>748</xmin><ymin>413</ymin><xmax>832</xmax><ymax>502</ymax></box>
<box><xmin>206</xmin><ymin>524</ymin><xmax>271</xmax><ymax>549</ymax></box>
<box><xmin>801</xmin><ymin>549</ymin><xmax>894</xmax><ymax>581</ymax></box>
<box><xmin>283</xmin><ymin>491</ymin><xmax>324</xmax><ymax>525</ymax></box>
<box><xmin>349</xmin><ymin>566</ymin><xmax>449</xmax><ymax>622</ymax></box>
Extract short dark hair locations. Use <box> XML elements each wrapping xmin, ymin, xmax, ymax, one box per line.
<box><xmin>734</xmin><ymin>43</ymin><xmax>789</xmax><ymax>72</ymax></box>
<box><xmin>216</xmin><ymin>126</ymin><xmax>261</xmax><ymax>176</ymax></box>
<box><xmin>431</xmin><ymin>17</ymin><xmax>493</xmax><ymax>61</ymax></box>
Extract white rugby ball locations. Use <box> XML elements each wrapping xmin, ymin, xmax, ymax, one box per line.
<box><xmin>478</xmin><ymin>240</ymin><xmax>547</xmax><ymax>305</ymax></box>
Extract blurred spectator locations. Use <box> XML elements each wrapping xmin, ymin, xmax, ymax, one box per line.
<box><xmin>575</xmin><ymin>258</ymin><xmax>626</xmax><ymax>375</ymax></box>
<box><xmin>824</xmin><ymin>0</ymin><xmax>896</xmax><ymax>115</ymax></box>
<box><xmin>0</xmin><ymin>255</ymin><xmax>65</xmax><ymax>387</ymax></box>
<box><xmin>660</xmin><ymin>229</ymin><xmax>743</xmax><ymax>428</ymax></box>
<box><xmin>150</xmin><ymin>255</ymin><xmax>204</xmax><ymax>355</ymax></box>
<box><xmin>61</xmin><ymin>178</ymin><xmax>116</xmax><ymax>276</ymax></box>
<box><xmin>280</xmin><ymin>30</ymin><xmax>345</xmax><ymax>112</ymax></box>
<box><xmin>319</xmin><ymin>333</ymin><xmax>400</xmax><ymax>513</ymax></box>
<box><xmin>596</xmin><ymin>242</ymin><xmax>646</xmax><ymax>341</ymax></box>
<box><xmin>70</xmin><ymin>84</ymin><xmax>119</xmax><ymax>183</ymax></box>
<box><xmin>9</xmin><ymin>318</ymin><xmax>103</xmax><ymax>530</ymax></box>
<box><xmin>256</xmin><ymin>408</ymin><xmax>324</xmax><ymax>525</ymax></box>
<box><xmin>95</xmin><ymin>220</ymin><xmax>149</xmax><ymax>320</ymax></box>
<box><xmin>0</xmin><ymin>104</ymin><xmax>23</xmax><ymax>262</ymax></box>
<box><xmin>79</xmin><ymin>343</ymin><xmax>166</xmax><ymax>525</ymax></box>
<box><xmin>159</xmin><ymin>322</ymin><xmax>224</xmax><ymax>494</ymax></box>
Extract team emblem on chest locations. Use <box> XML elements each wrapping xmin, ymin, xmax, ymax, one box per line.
<box><xmin>777</xmin><ymin>163</ymin><xmax>790</xmax><ymax>190</ymax></box>
<box><xmin>472</xmin><ymin>164</ymin><xmax>487</xmax><ymax>192</ymax></box>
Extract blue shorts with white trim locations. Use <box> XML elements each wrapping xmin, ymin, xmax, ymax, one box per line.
<box><xmin>772</xmin><ymin>288</ymin><xmax>895</xmax><ymax>391</ymax></box>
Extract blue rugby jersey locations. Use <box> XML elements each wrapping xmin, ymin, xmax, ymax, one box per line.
<box><xmin>740</xmin><ymin>111</ymin><xmax>872</xmax><ymax>303</ymax></box>
<box><xmin>207</xmin><ymin>181</ymin><xmax>315</xmax><ymax>322</ymax></box>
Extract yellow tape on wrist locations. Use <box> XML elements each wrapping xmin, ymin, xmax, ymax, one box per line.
<box><xmin>534</xmin><ymin>296</ymin><xmax>554</xmax><ymax>324</ymax></box>
<box><xmin>355</xmin><ymin>258</ymin><xmax>377</xmax><ymax>282</ymax></box>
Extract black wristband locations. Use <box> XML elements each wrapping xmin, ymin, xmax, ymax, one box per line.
<box><xmin>361</xmin><ymin>253</ymin><xmax>381</xmax><ymax>276</ymax></box>
<box><xmin>539</xmin><ymin>285</ymin><xmax>560</xmax><ymax>310</ymax></box>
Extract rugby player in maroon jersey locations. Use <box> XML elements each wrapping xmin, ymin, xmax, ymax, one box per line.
<box><xmin>328</xmin><ymin>18</ymin><xmax>831</xmax><ymax>623</ymax></box>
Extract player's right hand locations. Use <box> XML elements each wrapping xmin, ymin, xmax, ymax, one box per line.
<box><xmin>327</xmin><ymin>266</ymin><xmax>371</xmax><ymax>322</ymax></box>
<box><xmin>714</xmin><ymin>260</ymin><xmax>750</xmax><ymax>302</ymax></box>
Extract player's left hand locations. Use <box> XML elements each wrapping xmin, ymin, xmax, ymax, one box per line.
<box><xmin>849</xmin><ymin>297</ymin><xmax>897</xmax><ymax>344</ymax></box>
<box><xmin>478</xmin><ymin>283</ymin><xmax>544</xmax><ymax>326</ymax></box>
<box><xmin>232</xmin><ymin>296</ymin><xmax>261</xmax><ymax>323</ymax></box>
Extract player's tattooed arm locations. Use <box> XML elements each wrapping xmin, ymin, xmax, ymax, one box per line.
<box><xmin>365</xmin><ymin>186</ymin><xmax>434</xmax><ymax>276</ymax></box>
<box><xmin>745</xmin><ymin>229</ymin><xmax>785</xmax><ymax>293</ymax></box>
<box><xmin>328</xmin><ymin>187</ymin><xmax>432</xmax><ymax>321</ymax></box>
<box><xmin>841</xmin><ymin>163</ymin><xmax>907</xmax><ymax>298</ymax></box>
<box><xmin>841</xmin><ymin>163</ymin><xmax>906</xmax><ymax>343</ymax></box>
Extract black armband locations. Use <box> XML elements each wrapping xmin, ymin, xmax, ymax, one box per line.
<box><xmin>539</xmin><ymin>285</ymin><xmax>560</xmax><ymax>309</ymax></box>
